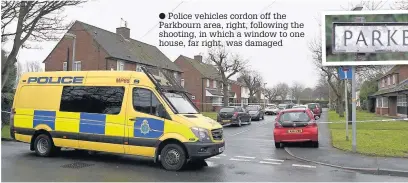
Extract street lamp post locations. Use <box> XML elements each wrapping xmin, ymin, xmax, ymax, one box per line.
<box><xmin>64</xmin><ymin>33</ymin><xmax>76</xmax><ymax>71</ymax></box>
<box><xmin>263</xmin><ymin>82</ymin><xmax>267</xmax><ymax>107</ymax></box>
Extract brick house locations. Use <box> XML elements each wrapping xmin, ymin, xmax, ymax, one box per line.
<box><xmin>43</xmin><ymin>20</ymin><xmax>182</xmax><ymax>79</ymax></box>
<box><xmin>174</xmin><ymin>55</ymin><xmax>242</xmax><ymax>112</ymax></box>
<box><xmin>371</xmin><ymin>65</ymin><xmax>408</xmax><ymax>117</ymax></box>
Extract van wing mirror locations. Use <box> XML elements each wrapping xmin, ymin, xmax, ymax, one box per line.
<box><xmin>157</xmin><ymin>104</ymin><xmax>168</xmax><ymax>119</ymax></box>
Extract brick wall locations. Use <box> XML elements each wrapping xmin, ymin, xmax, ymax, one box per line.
<box><xmin>44</xmin><ymin>22</ymin><xmax>110</xmax><ymax>71</ymax></box>
<box><xmin>398</xmin><ymin>65</ymin><xmax>408</xmax><ymax>83</ymax></box>
<box><xmin>174</xmin><ymin>57</ymin><xmax>204</xmax><ymax>110</ymax></box>
<box><xmin>231</xmin><ymin>82</ymin><xmax>242</xmax><ymax>103</ymax></box>
<box><xmin>376</xmin><ymin>107</ymin><xmax>389</xmax><ymax>116</ymax></box>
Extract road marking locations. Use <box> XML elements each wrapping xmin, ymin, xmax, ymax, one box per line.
<box><xmin>228</xmin><ymin>129</ymin><xmax>251</xmax><ymax>136</ymax></box>
<box><xmin>209</xmin><ymin>156</ymin><xmax>220</xmax><ymax>159</ymax></box>
<box><xmin>234</xmin><ymin>156</ymin><xmax>256</xmax><ymax>159</ymax></box>
<box><xmin>263</xmin><ymin>158</ymin><xmax>284</xmax><ymax>162</ymax></box>
<box><xmin>259</xmin><ymin>161</ymin><xmax>282</xmax><ymax>165</ymax></box>
<box><xmin>219</xmin><ymin>154</ymin><xmax>227</xmax><ymax>156</ymax></box>
<box><xmin>229</xmin><ymin>158</ymin><xmax>251</xmax><ymax>162</ymax></box>
<box><xmin>292</xmin><ymin>164</ymin><xmax>316</xmax><ymax>168</ymax></box>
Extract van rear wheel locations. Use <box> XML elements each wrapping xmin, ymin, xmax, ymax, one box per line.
<box><xmin>160</xmin><ymin>143</ymin><xmax>186</xmax><ymax>171</ymax></box>
<box><xmin>34</xmin><ymin>134</ymin><xmax>57</xmax><ymax>157</ymax></box>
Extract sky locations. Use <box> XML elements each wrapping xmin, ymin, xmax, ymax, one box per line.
<box><xmin>2</xmin><ymin>0</ymin><xmax>398</xmax><ymax>88</ymax></box>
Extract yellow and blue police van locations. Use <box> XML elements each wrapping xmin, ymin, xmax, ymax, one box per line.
<box><xmin>9</xmin><ymin>67</ymin><xmax>225</xmax><ymax>171</ymax></box>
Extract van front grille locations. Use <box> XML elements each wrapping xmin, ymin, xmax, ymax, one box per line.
<box><xmin>211</xmin><ymin>128</ymin><xmax>223</xmax><ymax>140</ymax></box>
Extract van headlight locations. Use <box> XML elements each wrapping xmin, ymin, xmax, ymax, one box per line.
<box><xmin>191</xmin><ymin>127</ymin><xmax>211</xmax><ymax>142</ymax></box>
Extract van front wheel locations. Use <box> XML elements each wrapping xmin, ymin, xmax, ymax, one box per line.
<box><xmin>160</xmin><ymin>143</ymin><xmax>187</xmax><ymax>171</ymax></box>
<box><xmin>34</xmin><ymin>134</ymin><xmax>56</xmax><ymax>157</ymax></box>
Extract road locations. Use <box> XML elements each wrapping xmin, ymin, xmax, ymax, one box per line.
<box><xmin>2</xmin><ymin>114</ymin><xmax>407</xmax><ymax>182</ymax></box>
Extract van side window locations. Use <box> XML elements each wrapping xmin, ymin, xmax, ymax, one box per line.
<box><xmin>133</xmin><ymin>88</ymin><xmax>161</xmax><ymax>117</ymax></box>
<box><xmin>60</xmin><ymin>86</ymin><xmax>124</xmax><ymax>114</ymax></box>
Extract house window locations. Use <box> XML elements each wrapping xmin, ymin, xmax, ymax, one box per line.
<box><xmin>117</xmin><ymin>60</ymin><xmax>124</xmax><ymax>71</ymax></box>
<box><xmin>387</xmin><ymin>76</ymin><xmax>391</xmax><ymax>86</ymax></box>
<box><xmin>73</xmin><ymin>61</ymin><xmax>81</xmax><ymax>71</ymax></box>
<box><xmin>136</xmin><ymin>64</ymin><xmax>143</xmax><ymax>72</ymax></box>
<box><xmin>192</xmin><ymin>96</ymin><xmax>195</xmax><ymax>100</ymax></box>
<box><xmin>382</xmin><ymin>79</ymin><xmax>385</xmax><ymax>87</ymax></box>
<box><xmin>393</xmin><ymin>75</ymin><xmax>396</xmax><ymax>84</ymax></box>
<box><xmin>212</xmin><ymin>97</ymin><xmax>222</xmax><ymax>106</ymax></box>
<box><xmin>181</xmin><ymin>79</ymin><xmax>185</xmax><ymax>88</ymax></box>
<box><xmin>213</xmin><ymin>80</ymin><xmax>217</xmax><ymax>88</ymax></box>
<box><xmin>397</xmin><ymin>95</ymin><xmax>407</xmax><ymax>107</ymax></box>
<box><xmin>173</xmin><ymin>72</ymin><xmax>178</xmax><ymax>80</ymax></box>
<box><xmin>377</xmin><ymin>97</ymin><xmax>382</xmax><ymax>108</ymax></box>
<box><xmin>63</xmin><ymin>62</ymin><xmax>67</xmax><ymax>71</ymax></box>
<box><xmin>228</xmin><ymin>84</ymin><xmax>231</xmax><ymax>91</ymax></box>
<box><xmin>382</xmin><ymin>97</ymin><xmax>388</xmax><ymax>108</ymax></box>
<box><xmin>206</xmin><ymin>79</ymin><xmax>210</xmax><ymax>87</ymax></box>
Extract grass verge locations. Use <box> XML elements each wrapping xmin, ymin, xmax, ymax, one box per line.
<box><xmin>328</xmin><ymin>110</ymin><xmax>408</xmax><ymax>157</ymax></box>
<box><xmin>202</xmin><ymin>112</ymin><xmax>217</xmax><ymax>120</ymax></box>
<box><xmin>2</xmin><ymin>125</ymin><xmax>11</xmax><ymax>139</ymax></box>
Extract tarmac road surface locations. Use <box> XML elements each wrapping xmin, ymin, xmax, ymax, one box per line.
<box><xmin>2</xmin><ymin>115</ymin><xmax>408</xmax><ymax>182</ymax></box>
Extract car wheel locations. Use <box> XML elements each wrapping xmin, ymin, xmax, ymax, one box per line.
<box><xmin>247</xmin><ymin>117</ymin><xmax>252</xmax><ymax>125</ymax></box>
<box><xmin>312</xmin><ymin>141</ymin><xmax>319</xmax><ymax>148</ymax></box>
<box><xmin>160</xmin><ymin>143</ymin><xmax>187</xmax><ymax>171</ymax></box>
<box><xmin>34</xmin><ymin>134</ymin><xmax>57</xmax><ymax>157</ymax></box>
<box><xmin>237</xmin><ymin>118</ymin><xmax>242</xmax><ymax>127</ymax></box>
<box><xmin>275</xmin><ymin>142</ymin><xmax>282</xmax><ymax>148</ymax></box>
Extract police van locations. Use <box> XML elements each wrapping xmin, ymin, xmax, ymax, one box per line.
<box><xmin>10</xmin><ymin>67</ymin><xmax>225</xmax><ymax>171</ymax></box>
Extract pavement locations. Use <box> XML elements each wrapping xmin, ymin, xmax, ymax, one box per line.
<box><xmin>285</xmin><ymin>108</ymin><xmax>408</xmax><ymax>177</ymax></box>
<box><xmin>2</xmin><ymin>115</ymin><xmax>408</xmax><ymax>181</ymax></box>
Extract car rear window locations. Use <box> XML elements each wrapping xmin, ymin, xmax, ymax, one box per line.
<box><xmin>308</xmin><ymin>104</ymin><xmax>317</xmax><ymax>109</ymax></box>
<box><xmin>278</xmin><ymin>111</ymin><xmax>310</xmax><ymax>123</ymax></box>
<box><xmin>220</xmin><ymin>108</ymin><xmax>235</xmax><ymax>113</ymax></box>
<box><xmin>246</xmin><ymin>106</ymin><xmax>258</xmax><ymax>111</ymax></box>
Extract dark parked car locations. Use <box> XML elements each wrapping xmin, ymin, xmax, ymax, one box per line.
<box><xmin>245</xmin><ymin>105</ymin><xmax>265</xmax><ymax>121</ymax></box>
<box><xmin>217</xmin><ymin>106</ymin><xmax>251</xmax><ymax>127</ymax></box>
<box><xmin>306</xmin><ymin>103</ymin><xmax>322</xmax><ymax>119</ymax></box>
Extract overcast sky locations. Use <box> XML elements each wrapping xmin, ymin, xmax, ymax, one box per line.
<box><xmin>2</xmin><ymin>0</ymin><xmax>398</xmax><ymax>88</ymax></box>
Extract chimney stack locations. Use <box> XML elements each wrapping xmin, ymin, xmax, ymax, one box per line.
<box><xmin>116</xmin><ymin>27</ymin><xmax>130</xmax><ymax>39</ymax></box>
<box><xmin>194</xmin><ymin>55</ymin><xmax>203</xmax><ymax>62</ymax></box>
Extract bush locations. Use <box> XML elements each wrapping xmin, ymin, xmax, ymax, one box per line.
<box><xmin>1</xmin><ymin>93</ymin><xmax>14</xmax><ymax>127</ymax></box>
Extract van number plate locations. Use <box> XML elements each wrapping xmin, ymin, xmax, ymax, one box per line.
<box><xmin>218</xmin><ymin>146</ymin><xmax>225</xmax><ymax>153</ymax></box>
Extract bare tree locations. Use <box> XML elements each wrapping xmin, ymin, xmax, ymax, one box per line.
<box><xmin>25</xmin><ymin>61</ymin><xmax>43</xmax><ymax>72</ymax></box>
<box><xmin>276</xmin><ymin>82</ymin><xmax>290</xmax><ymax>102</ymax></box>
<box><xmin>264</xmin><ymin>86</ymin><xmax>279</xmax><ymax>103</ymax></box>
<box><xmin>207</xmin><ymin>46</ymin><xmax>247</xmax><ymax>106</ymax></box>
<box><xmin>392</xmin><ymin>0</ymin><xmax>408</xmax><ymax>9</ymax></box>
<box><xmin>290</xmin><ymin>81</ymin><xmax>305</xmax><ymax>104</ymax></box>
<box><xmin>1</xmin><ymin>1</ymin><xmax>85</xmax><ymax>90</ymax></box>
<box><xmin>301</xmin><ymin>87</ymin><xmax>314</xmax><ymax>100</ymax></box>
<box><xmin>238</xmin><ymin>69</ymin><xmax>263</xmax><ymax>103</ymax></box>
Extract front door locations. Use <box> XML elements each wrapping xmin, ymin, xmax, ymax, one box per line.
<box><xmin>125</xmin><ymin>86</ymin><xmax>166</xmax><ymax>157</ymax></box>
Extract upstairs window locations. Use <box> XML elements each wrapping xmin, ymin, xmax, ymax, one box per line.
<box><xmin>63</xmin><ymin>62</ymin><xmax>67</xmax><ymax>71</ymax></box>
<box><xmin>117</xmin><ymin>60</ymin><xmax>124</xmax><ymax>71</ymax></box>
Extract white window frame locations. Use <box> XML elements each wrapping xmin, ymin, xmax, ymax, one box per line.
<box><xmin>382</xmin><ymin>97</ymin><xmax>388</xmax><ymax>108</ymax></box>
<box><xmin>392</xmin><ymin>75</ymin><xmax>396</xmax><ymax>84</ymax></box>
<box><xmin>117</xmin><ymin>60</ymin><xmax>124</xmax><ymax>71</ymax></box>
<box><xmin>387</xmin><ymin>76</ymin><xmax>391</xmax><ymax>86</ymax></box>
<box><xmin>397</xmin><ymin>95</ymin><xmax>407</xmax><ymax>107</ymax></box>
<box><xmin>191</xmin><ymin>95</ymin><xmax>195</xmax><ymax>100</ymax></box>
<box><xmin>136</xmin><ymin>64</ymin><xmax>143</xmax><ymax>72</ymax></box>
<box><xmin>73</xmin><ymin>61</ymin><xmax>81</xmax><ymax>71</ymax></box>
<box><xmin>206</xmin><ymin>79</ymin><xmax>210</xmax><ymax>88</ymax></box>
<box><xmin>228</xmin><ymin>84</ymin><xmax>231</xmax><ymax>91</ymax></box>
<box><xmin>213</xmin><ymin>80</ymin><xmax>217</xmax><ymax>88</ymax></box>
<box><xmin>181</xmin><ymin>79</ymin><xmax>185</xmax><ymax>88</ymax></box>
<box><xmin>382</xmin><ymin>79</ymin><xmax>385</xmax><ymax>87</ymax></box>
<box><xmin>63</xmin><ymin>62</ymin><xmax>67</xmax><ymax>71</ymax></box>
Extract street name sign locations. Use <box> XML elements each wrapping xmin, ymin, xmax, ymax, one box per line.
<box><xmin>332</xmin><ymin>22</ymin><xmax>408</xmax><ymax>53</ymax></box>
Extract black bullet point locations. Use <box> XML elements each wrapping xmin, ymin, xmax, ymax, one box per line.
<box><xmin>159</xmin><ymin>13</ymin><xmax>165</xmax><ymax>19</ymax></box>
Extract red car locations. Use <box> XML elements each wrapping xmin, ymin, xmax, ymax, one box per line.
<box><xmin>273</xmin><ymin>108</ymin><xmax>318</xmax><ymax>148</ymax></box>
<box><xmin>306</xmin><ymin>103</ymin><xmax>321</xmax><ymax>119</ymax></box>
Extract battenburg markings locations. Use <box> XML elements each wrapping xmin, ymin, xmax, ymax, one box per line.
<box><xmin>27</xmin><ymin>76</ymin><xmax>84</xmax><ymax>84</ymax></box>
<box><xmin>33</xmin><ymin>110</ymin><xmax>56</xmax><ymax>130</ymax></box>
